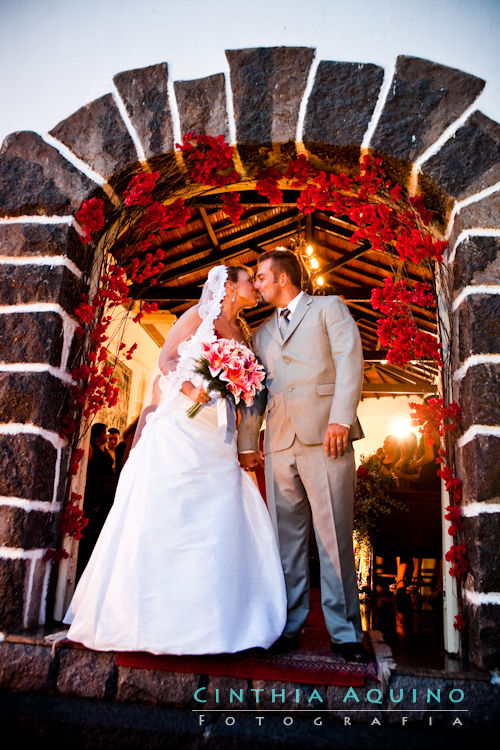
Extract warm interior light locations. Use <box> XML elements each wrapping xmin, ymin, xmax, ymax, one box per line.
<box><xmin>381</xmin><ymin>359</ymin><xmax>388</xmax><ymax>365</ymax></box>
<box><xmin>305</xmin><ymin>244</ymin><xmax>314</xmax><ymax>255</ymax></box>
<box><xmin>391</xmin><ymin>418</ymin><xmax>413</xmax><ymax>438</ymax></box>
<box><xmin>316</xmin><ymin>276</ymin><xmax>325</xmax><ymax>286</ymax></box>
<box><xmin>310</xmin><ymin>257</ymin><xmax>319</xmax><ymax>269</ymax></box>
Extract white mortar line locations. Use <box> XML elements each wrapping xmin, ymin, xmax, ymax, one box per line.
<box><xmin>448</xmin><ymin>228</ymin><xmax>500</xmax><ymax>265</ymax></box>
<box><xmin>295</xmin><ymin>51</ymin><xmax>319</xmax><ymax>144</ymax></box>
<box><xmin>0</xmin><ymin>215</ymin><xmax>74</xmax><ymax>226</ymax></box>
<box><xmin>0</xmin><ymin>424</ymin><xmax>67</xmax><ymax>450</ymax></box>
<box><xmin>453</xmin><ymin>354</ymin><xmax>500</xmax><ymax>382</ymax></box>
<box><xmin>39</xmin><ymin>559</ymin><xmax>52</xmax><ymax>625</ymax></box>
<box><xmin>0</xmin><ymin>301</ymin><xmax>72</xmax><ymax>318</ymax></box>
<box><xmin>465</xmin><ymin>590</ymin><xmax>500</xmax><ymax>606</ymax></box>
<box><xmin>0</xmin><ymin>497</ymin><xmax>61</xmax><ymax>512</ymax></box>
<box><xmin>0</xmin><ymin>255</ymin><xmax>83</xmax><ymax>279</ymax></box>
<box><xmin>452</xmin><ymin>284</ymin><xmax>500</xmax><ymax>311</ymax></box>
<box><xmin>0</xmin><ymin>363</ymin><xmax>74</xmax><ymax>385</ymax></box>
<box><xmin>221</xmin><ymin>60</ymin><xmax>247</xmax><ymax>179</ymax></box>
<box><xmin>458</xmin><ymin>425</ymin><xmax>500</xmax><ymax>447</ymax></box>
<box><xmin>445</xmin><ymin>183</ymin><xmax>500</xmax><ymax>240</ymax></box>
<box><xmin>463</xmin><ymin>502</ymin><xmax>500</xmax><ymax>516</ymax></box>
<box><xmin>223</xmin><ymin>62</ymin><xmax>237</xmax><ymax>148</ymax></box>
<box><xmin>0</xmin><ymin>547</ymin><xmax>47</xmax><ymax>560</ymax></box>
<box><xmin>23</xmin><ymin>557</ymin><xmax>36</xmax><ymax>629</ymax></box>
<box><xmin>167</xmin><ymin>74</ymin><xmax>185</xmax><ymax>174</ymax></box>
<box><xmin>361</xmin><ymin>59</ymin><xmax>397</xmax><ymax>151</ymax></box>
<box><xmin>42</xmin><ymin>132</ymin><xmax>106</xmax><ymax>186</ymax></box>
<box><xmin>60</xmin><ymin>314</ymin><xmax>78</xmax><ymax>372</ymax></box>
<box><xmin>111</xmin><ymin>82</ymin><xmax>147</xmax><ymax>163</ymax></box>
<box><xmin>51</xmin><ymin>448</ymin><xmax>62</xmax><ymax>505</ymax></box>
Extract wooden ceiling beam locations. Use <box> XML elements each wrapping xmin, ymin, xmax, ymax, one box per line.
<box><xmin>362</xmin><ymin>383</ymin><xmax>437</xmax><ymax>394</ymax></box>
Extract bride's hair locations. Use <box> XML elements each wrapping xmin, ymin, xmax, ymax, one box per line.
<box><xmin>224</xmin><ymin>264</ymin><xmax>253</xmax><ymax>346</ymax></box>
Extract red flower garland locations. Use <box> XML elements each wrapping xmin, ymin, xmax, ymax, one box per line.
<box><xmin>59</xmin><ymin>139</ymin><xmax>468</xmax><ymax>639</ymax></box>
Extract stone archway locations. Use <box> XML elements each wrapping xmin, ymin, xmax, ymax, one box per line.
<box><xmin>0</xmin><ymin>47</ymin><xmax>498</xmax><ymax>670</ymax></box>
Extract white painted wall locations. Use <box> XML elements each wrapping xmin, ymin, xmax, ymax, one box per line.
<box><xmin>0</xmin><ymin>0</ymin><xmax>499</xmax><ymax>147</ymax></box>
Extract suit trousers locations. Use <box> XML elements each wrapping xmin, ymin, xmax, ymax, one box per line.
<box><xmin>264</xmin><ymin>436</ymin><xmax>362</xmax><ymax>643</ymax></box>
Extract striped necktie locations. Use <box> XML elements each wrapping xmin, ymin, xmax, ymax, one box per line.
<box><xmin>279</xmin><ymin>307</ymin><xmax>291</xmax><ymax>339</ymax></box>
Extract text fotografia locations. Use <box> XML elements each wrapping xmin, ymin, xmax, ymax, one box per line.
<box><xmin>193</xmin><ymin>686</ymin><xmax>466</xmax><ymax>706</ymax></box>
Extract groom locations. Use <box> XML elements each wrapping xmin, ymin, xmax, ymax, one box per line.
<box><xmin>238</xmin><ymin>249</ymin><xmax>368</xmax><ymax>662</ymax></box>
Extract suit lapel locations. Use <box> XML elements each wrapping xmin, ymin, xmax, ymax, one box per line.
<box><xmin>282</xmin><ymin>294</ymin><xmax>312</xmax><ymax>345</ymax></box>
<box><xmin>261</xmin><ymin>313</ymin><xmax>281</xmax><ymax>345</ymax></box>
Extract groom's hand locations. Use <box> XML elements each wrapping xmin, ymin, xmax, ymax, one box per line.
<box><xmin>324</xmin><ymin>423</ymin><xmax>349</xmax><ymax>458</ymax></box>
<box><xmin>238</xmin><ymin>451</ymin><xmax>264</xmax><ymax>471</ymax></box>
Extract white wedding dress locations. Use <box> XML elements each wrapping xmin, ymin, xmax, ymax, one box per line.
<box><xmin>64</xmin><ymin>267</ymin><xmax>287</xmax><ymax>655</ymax></box>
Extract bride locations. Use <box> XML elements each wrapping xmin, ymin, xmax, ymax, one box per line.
<box><xmin>63</xmin><ymin>265</ymin><xmax>287</xmax><ymax>655</ymax></box>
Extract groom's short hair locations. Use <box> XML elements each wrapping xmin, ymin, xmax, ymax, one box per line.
<box><xmin>259</xmin><ymin>249</ymin><xmax>302</xmax><ymax>289</ymax></box>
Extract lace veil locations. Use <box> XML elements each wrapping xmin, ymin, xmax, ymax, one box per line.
<box><xmin>131</xmin><ymin>265</ymin><xmax>229</xmax><ymax>448</ymax></box>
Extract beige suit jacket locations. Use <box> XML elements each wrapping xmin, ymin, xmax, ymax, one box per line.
<box><xmin>238</xmin><ymin>293</ymin><xmax>364</xmax><ymax>454</ymax></box>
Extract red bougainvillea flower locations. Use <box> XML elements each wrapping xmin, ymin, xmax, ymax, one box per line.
<box><xmin>445</xmin><ymin>542</ymin><xmax>469</xmax><ymax>578</ymax></box>
<box><xmin>453</xmin><ymin>613</ymin><xmax>467</xmax><ymax>632</ymax></box>
<box><xmin>445</xmin><ymin>504</ymin><xmax>463</xmax><ymax>537</ymax></box>
<box><xmin>256</xmin><ymin>167</ymin><xmax>284</xmax><ymax>204</ymax></box>
<box><xmin>124</xmin><ymin>170</ymin><xmax>160</xmax><ymax>207</ymax></box>
<box><xmin>75</xmin><ymin>197</ymin><xmax>106</xmax><ymax>243</ymax></box>
<box><xmin>59</xmin><ymin>494</ymin><xmax>89</xmax><ymax>540</ymax></box>
<box><xmin>221</xmin><ymin>192</ymin><xmax>244</xmax><ymax>225</ymax></box>
<box><xmin>177</xmin><ymin>132</ymin><xmax>238</xmax><ymax>186</ymax></box>
<box><xmin>43</xmin><ymin>548</ymin><xmax>70</xmax><ymax>563</ymax></box>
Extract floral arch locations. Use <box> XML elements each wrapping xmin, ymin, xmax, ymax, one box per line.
<box><xmin>0</xmin><ymin>48</ymin><xmax>498</xmax><ymax>670</ymax></box>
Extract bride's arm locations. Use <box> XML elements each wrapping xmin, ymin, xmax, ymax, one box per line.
<box><xmin>158</xmin><ymin>305</ymin><xmax>210</xmax><ymax>404</ymax></box>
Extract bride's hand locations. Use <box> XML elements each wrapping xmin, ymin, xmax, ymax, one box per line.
<box><xmin>181</xmin><ymin>381</ymin><xmax>211</xmax><ymax>404</ymax></box>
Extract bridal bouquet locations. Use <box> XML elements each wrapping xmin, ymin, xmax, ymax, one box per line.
<box><xmin>186</xmin><ymin>338</ymin><xmax>266</xmax><ymax>418</ymax></box>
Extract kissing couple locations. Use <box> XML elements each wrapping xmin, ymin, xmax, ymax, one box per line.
<box><xmin>64</xmin><ymin>248</ymin><xmax>368</xmax><ymax>663</ymax></box>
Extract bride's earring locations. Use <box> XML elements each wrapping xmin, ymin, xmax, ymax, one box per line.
<box><xmin>232</xmin><ymin>289</ymin><xmax>236</xmax><ymax>302</ymax></box>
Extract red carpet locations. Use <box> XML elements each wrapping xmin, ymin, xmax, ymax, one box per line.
<box><xmin>115</xmin><ymin>589</ymin><xmax>377</xmax><ymax>686</ymax></box>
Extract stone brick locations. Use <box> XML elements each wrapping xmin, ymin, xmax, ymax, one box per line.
<box><xmin>372</xmin><ymin>56</ymin><xmax>485</xmax><ymax>182</ymax></box>
<box><xmin>0</xmin><ymin>433</ymin><xmax>57</xmax><ymax>503</ymax></box>
<box><xmin>384</xmin><ymin>675</ymin><xmax>453</xmax><ymax>725</ymax></box>
<box><xmin>50</xmin><ymin>94</ymin><xmax>137</xmax><ymax>181</ymax></box>
<box><xmin>0</xmin><ymin>642</ymin><xmax>52</xmax><ymax>691</ymax></box>
<box><xmin>0</xmin><ymin>558</ymin><xmax>26</xmax><ymax>629</ymax></box>
<box><xmin>327</xmin><ymin>683</ymin><xmax>385</xmax><ymax>724</ymax></box>
<box><xmin>0</xmin><ymin>223</ymin><xmax>89</xmax><ymax>272</ymax></box>
<box><xmin>0</xmin><ymin>371</ymin><xmax>69</xmax><ymax>431</ymax></box>
<box><xmin>174</xmin><ymin>73</ymin><xmax>230</xmax><ymax>143</ymax></box>
<box><xmin>464</xmin><ymin>599</ymin><xmax>500</xmax><ymax>671</ymax></box>
<box><xmin>226</xmin><ymin>47</ymin><xmax>314</xmax><ymax>168</ymax></box>
<box><xmin>0</xmin><ymin>264</ymin><xmax>82</xmax><ymax>313</ymax></box>
<box><xmin>448</xmin><ymin>192</ymin><xmax>500</xmax><ymax>257</ymax></box>
<box><xmin>250</xmin><ymin>679</ymin><xmax>326</xmax><ymax>710</ymax></box>
<box><xmin>0</xmin><ymin>131</ymin><xmax>95</xmax><ymax>217</ymax></box>
<box><xmin>0</xmin><ymin>312</ymin><xmax>63</xmax><ymax>366</ymax></box>
<box><xmin>117</xmin><ymin>666</ymin><xmax>200</xmax><ymax>706</ymax></box>
<box><xmin>463</xmin><ymin>513</ymin><xmax>500</xmax><ymax>592</ymax></box>
<box><xmin>451</xmin><ymin>236</ymin><xmax>500</xmax><ymax>295</ymax></box>
<box><xmin>455</xmin><ymin>364</ymin><xmax>500</xmax><ymax>432</ymax></box>
<box><xmin>458</xmin><ymin>435</ymin><xmax>500</xmax><ymax>503</ymax></box>
<box><xmin>444</xmin><ymin>677</ymin><xmax>500</xmax><ymax>727</ymax></box>
<box><xmin>456</xmin><ymin>295</ymin><xmax>500</xmax><ymax>362</ymax></box>
<box><xmin>421</xmin><ymin>111</ymin><xmax>500</xmax><ymax>202</ymax></box>
<box><xmin>203</xmin><ymin>675</ymin><xmax>250</xmax><ymax>709</ymax></box>
<box><xmin>56</xmin><ymin>647</ymin><xmax>117</xmax><ymax>699</ymax></box>
<box><xmin>0</xmin><ymin>505</ymin><xmax>59</xmax><ymax>549</ymax></box>
<box><xmin>114</xmin><ymin>63</ymin><xmax>175</xmax><ymax>159</ymax></box>
<box><xmin>304</xmin><ymin>61</ymin><xmax>384</xmax><ymax>170</ymax></box>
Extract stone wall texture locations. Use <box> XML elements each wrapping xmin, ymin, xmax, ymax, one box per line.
<box><xmin>0</xmin><ymin>47</ymin><xmax>499</xmax><ymax>671</ymax></box>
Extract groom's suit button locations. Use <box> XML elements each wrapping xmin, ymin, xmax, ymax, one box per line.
<box><xmin>284</xmin><ymin>358</ymin><xmax>290</xmax><ymax>364</ymax></box>
<box><xmin>288</xmin><ymin>386</ymin><xmax>294</xmax><ymax>392</ymax></box>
